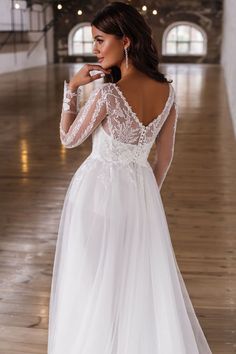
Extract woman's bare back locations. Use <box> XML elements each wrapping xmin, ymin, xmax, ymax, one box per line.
<box><xmin>115</xmin><ymin>75</ymin><xmax>170</xmax><ymax>127</ymax></box>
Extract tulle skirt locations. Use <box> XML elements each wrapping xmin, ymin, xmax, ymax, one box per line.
<box><xmin>47</xmin><ymin>155</ymin><xmax>212</xmax><ymax>354</ymax></box>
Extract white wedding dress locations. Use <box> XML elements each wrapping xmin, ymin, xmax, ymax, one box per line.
<box><xmin>47</xmin><ymin>80</ymin><xmax>213</xmax><ymax>354</ymax></box>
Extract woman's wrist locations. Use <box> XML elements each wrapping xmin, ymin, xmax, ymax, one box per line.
<box><xmin>68</xmin><ymin>81</ymin><xmax>79</xmax><ymax>92</ymax></box>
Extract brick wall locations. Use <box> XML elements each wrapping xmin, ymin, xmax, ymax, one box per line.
<box><xmin>54</xmin><ymin>0</ymin><xmax>223</xmax><ymax>64</ymax></box>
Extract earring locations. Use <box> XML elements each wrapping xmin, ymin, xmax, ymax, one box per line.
<box><xmin>124</xmin><ymin>47</ymin><xmax>129</xmax><ymax>69</ymax></box>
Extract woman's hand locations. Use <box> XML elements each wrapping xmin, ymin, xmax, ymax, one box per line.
<box><xmin>68</xmin><ymin>64</ymin><xmax>111</xmax><ymax>91</ymax></box>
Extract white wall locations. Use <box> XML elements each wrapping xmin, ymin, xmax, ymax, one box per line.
<box><xmin>0</xmin><ymin>41</ymin><xmax>47</xmax><ymax>74</ymax></box>
<box><xmin>221</xmin><ymin>0</ymin><xmax>236</xmax><ymax>138</ymax></box>
<box><xmin>0</xmin><ymin>0</ymin><xmax>42</xmax><ymax>31</ymax></box>
<box><xmin>44</xmin><ymin>4</ymin><xmax>54</xmax><ymax>64</ymax></box>
<box><xmin>0</xmin><ymin>0</ymin><xmax>13</xmax><ymax>30</ymax></box>
<box><xmin>0</xmin><ymin>0</ymin><xmax>54</xmax><ymax>74</ymax></box>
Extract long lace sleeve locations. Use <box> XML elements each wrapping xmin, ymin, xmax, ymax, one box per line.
<box><xmin>59</xmin><ymin>81</ymin><xmax>107</xmax><ymax>148</ymax></box>
<box><xmin>153</xmin><ymin>101</ymin><xmax>178</xmax><ymax>190</ymax></box>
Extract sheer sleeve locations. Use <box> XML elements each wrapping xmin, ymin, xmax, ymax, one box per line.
<box><xmin>153</xmin><ymin>101</ymin><xmax>178</xmax><ymax>191</ymax></box>
<box><xmin>59</xmin><ymin>81</ymin><xmax>107</xmax><ymax>148</ymax></box>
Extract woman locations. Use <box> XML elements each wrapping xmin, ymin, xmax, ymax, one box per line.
<box><xmin>47</xmin><ymin>2</ymin><xmax>212</xmax><ymax>353</ymax></box>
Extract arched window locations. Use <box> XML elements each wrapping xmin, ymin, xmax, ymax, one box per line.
<box><xmin>68</xmin><ymin>23</ymin><xmax>93</xmax><ymax>56</ymax></box>
<box><xmin>163</xmin><ymin>22</ymin><xmax>207</xmax><ymax>56</ymax></box>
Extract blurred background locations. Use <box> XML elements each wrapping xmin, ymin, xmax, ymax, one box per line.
<box><xmin>0</xmin><ymin>1</ymin><xmax>235</xmax><ymax>353</ymax></box>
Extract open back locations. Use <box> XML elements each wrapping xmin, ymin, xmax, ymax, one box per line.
<box><xmin>59</xmin><ymin>80</ymin><xmax>178</xmax><ymax>190</ymax></box>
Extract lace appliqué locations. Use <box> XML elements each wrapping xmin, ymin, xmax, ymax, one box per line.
<box><xmin>158</xmin><ymin>101</ymin><xmax>179</xmax><ymax>190</ymax></box>
<box><xmin>104</xmin><ymin>83</ymin><xmax>174</xmax><ymax>148</ymax></box>
<box><xmin>59</xmin><ymin>80</ymin><xmax>178</xmax><ymax>191</ymax></box>
<box><xmin>62</xmin><ymin>80</ymin><xmax>81</xmax><ymax>113</ymax></box>
<box><xmin>59</xmin><ymin>83</ymin><xmax>107</xmax><ymax>148</ymax></box>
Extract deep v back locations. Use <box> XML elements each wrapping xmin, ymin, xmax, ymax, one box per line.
<box><xmin>99</xmin><ymin>82</ymin><xmax>175</xmax><ymax>147</ymax></box>
<box><xmin>112</xmin><ymin>82</ymin><xmax>172</xmax><ymax>129</ymax></box>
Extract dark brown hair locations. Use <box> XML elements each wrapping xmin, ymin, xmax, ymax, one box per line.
<box><xmin>91</xmin><ymin>1</ymin><xmax>172</xmax><ymax>84</ymax></box>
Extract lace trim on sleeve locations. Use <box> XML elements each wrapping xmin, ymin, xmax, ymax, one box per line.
<box><xmin>158</xmin><ymin>101</ymin><xmax>179</xmax><ymax>190</ymax></box>
<box><xmin>62</xmin><ymin>80</ymin><xmax>82</xmax><ymax>114</ymax></box>
<box><xmin>59</xmin><ymin>83</ymin><xmax>107</xmax><ymax>148</ymax></box>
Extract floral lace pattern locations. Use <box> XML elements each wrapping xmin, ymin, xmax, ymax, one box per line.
<box><xmin>60</xmin><ymin>83</ymin><xmax>106</xmax><ymax>148</ymax></box>
<box><xmin>59</xmin><ymin>81</ymin><xmax>178</xmax><ymax>190</ymax></box>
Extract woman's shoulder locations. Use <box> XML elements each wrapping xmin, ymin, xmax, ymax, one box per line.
<box><xmin>95</xmin><ymin>82</ymin><xmax>117</xmax><ymax>96</ymax></box>
<box><xmin>114</xmin><ymin>76</ymin><xmax>171</xmax><ymax>95</ymax></box>
<box><xmin>105</xmin><ymin>77</ymin><xmax>173</xmax><ymax>105</ymax></box>
<box><xmin>87</xmin><ymin>82</ymin><xmax>113</xmax><ymax>97</ymax></box>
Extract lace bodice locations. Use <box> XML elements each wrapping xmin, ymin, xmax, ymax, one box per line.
<box><xmin>59</xmin><ymin>80</ymin><xmax>178</xmax><ymax>190</ymax></box>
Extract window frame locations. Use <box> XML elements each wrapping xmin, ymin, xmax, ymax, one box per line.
<box><xmin>68</xmin><ymin>22</ymin><xmax>94</xmax><ymax>56</ymax></box>
<box><xmin>162</xmin><ymin>21</ymin><xmax>207</xmax><ymax>56</ymax></box>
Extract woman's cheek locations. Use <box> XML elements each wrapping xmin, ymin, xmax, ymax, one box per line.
<box><xmin>103</xmin><ymin>43</ymin><xmax>111</xmax><ymax>56</ymax></box>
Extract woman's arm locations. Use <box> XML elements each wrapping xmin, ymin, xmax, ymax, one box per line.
<box><xmin>59</xmin><ymin>63</ymin><xmax>111</xmax><ymax>149</ymax></box>
<box><xmin>153</xmin><ymin>101</ymin><xmax>179</xmax><ymax>190</ymax></box>
<box><xmin>59</xmin><ymin>81</ymin><xmax>107</xmax><ymax>148</ymax></box>
<box><xmin>60</xmin><ymin>80</ymin><xmax>80</xmax><ymax>135</ymax></box>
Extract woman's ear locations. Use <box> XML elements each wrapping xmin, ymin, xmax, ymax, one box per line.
<box><xmin>123</xmin><ymin>36</ymin><xmax>131</xmax><ymax>49</ymax></box>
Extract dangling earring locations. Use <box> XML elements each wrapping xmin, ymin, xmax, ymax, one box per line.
<box><xmin>124</xmin><ymin>47</ymin><xmax>129</xmax><ymax>69</ymax></box>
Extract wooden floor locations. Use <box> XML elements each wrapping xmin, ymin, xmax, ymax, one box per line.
<box><xmin>0</xmin><ymin>63</ymin><xmax>235</xmax><ymax>354</ymax></box>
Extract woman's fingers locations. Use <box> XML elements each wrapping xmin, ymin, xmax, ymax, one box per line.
<box><xmin>87</xmin><ymin>64</ymin><xmax>111</xmax><ymax>74</ymax></box>
<box><xmin>68</xmin><ymin>63</ymin><xmax>111</xmax><ymax>87</ymax></box>
<box><xmin>90</xmin><ymin>73</ymin><xmax>104</xmax><ymax>81</ymax></box>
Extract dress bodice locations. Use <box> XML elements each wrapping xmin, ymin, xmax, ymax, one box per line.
<box><xmin>90</xmin><ymin>124</ymin><xmax>153</xmax><ymax>167</ymax></box>
<box><xmin>89</xmin><ymin>83</ymin><xmax>175</xmax><ymax>168</ymax></box>
<box><xmin>59</xmin><ymin>80</ymin><xmax>178</xmax><ymax>190</ymax></box>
